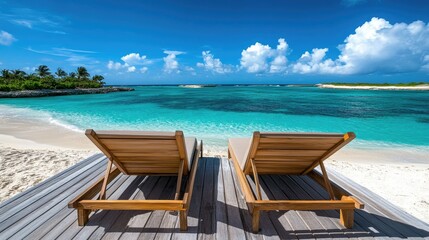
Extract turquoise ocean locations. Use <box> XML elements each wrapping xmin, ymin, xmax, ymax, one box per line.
<box><xmin>1</xmin><ymin>85</ymin><xmax>429</xmax><ymax>153</ymax></box>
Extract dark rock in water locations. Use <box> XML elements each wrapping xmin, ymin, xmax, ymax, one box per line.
<box><xmin>0</xmin><ymin>87</ymin><xmax>134</xmax><ymax>98</ymax></box>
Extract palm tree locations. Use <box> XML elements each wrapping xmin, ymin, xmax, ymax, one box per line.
<box><xmin>92</xmin><ymin>75</ymin><xmax>105</xmax><ymax>85</ymax></box>
<box><xmin>69</xmin><ymin>72</ymin><xmax>76</xmax><ymax>78</ymax></box>
<box><xmin>36</xmin><ymin>65</ymin><xmax>51</xmax><ymax>77</ymax></box>
<box><xmin>55</xmin><ymin>68</ymin><xmax>67</xmax><ymax>78</ymax></box>
<box><xmin>11</xmin><ymin>70</ymin><xmax>26</xmax><ymax>79</ymax></box>
<box><xmin>92</xmin><ymin>75</ymin><xmax>104</xmax><ymax>82</ymax></box>
<box><xmin>76</xmin><ymin>66</ymin><xmax>90</xmax><ymax>80</ymax></box>
<box><xmin>1</xmin><ymin>69</ymin><xmax>10</xmax><ymax>79</ymax></box>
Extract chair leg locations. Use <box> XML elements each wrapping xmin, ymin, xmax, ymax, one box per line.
<box><xmin>77</xmin><ymin>209</ymin><xmax>90</xmax><ymax>226</ymax></box>
<box><xmin>174</xmin><ymin>160</ymin><xmax>185</xmax><ymax>200</ymax></box>
<box><xmin>252</xmin><ymin>209</ymin><xmax>260</xmax><ymax>233</ymax></box>
<box><xmin>340</xmin><ymin>209</ymin><xmax>354</xmax><ymax>228</ymax></box>
<box><xmin>99</xmin><ymin>160</ymin><xmax>113</xmax><ymax>200</ymax></box>
<box><xmin>200</xmin><ymin>140</ymin><xmax>203</xmax><ymax>158</ymax></box>
<box><xmin>179</xmin><ymin>210</ymin><xmax>188</xmax><ymax>231</ymax></box>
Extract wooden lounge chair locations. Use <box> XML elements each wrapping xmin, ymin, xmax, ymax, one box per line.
<box><xmin>68</xmin><ymin>129</ymin><xmax>202</xmax><ymax>231</ymax></box>
<box><xmin>228</xmin><ymin>132</ymin><xmax>364</xmax><ymax>232</ymax></box>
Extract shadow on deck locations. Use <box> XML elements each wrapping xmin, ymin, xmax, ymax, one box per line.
<box><xmin>0</xmin><ymin>154</ymin><xmax>428</xmax><ymax>239</ymax></box>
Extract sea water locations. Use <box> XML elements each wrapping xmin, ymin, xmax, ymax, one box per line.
<box><xmin>1</xmin><ymin>85</ymin><xmax>429</xmax><ymax>152</ymax></box>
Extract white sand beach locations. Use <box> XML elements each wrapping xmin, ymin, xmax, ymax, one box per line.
<box><xmin>318</xmin><ymin>83</ymin><xmax>429</xmax><ymax>90</ymax></box>
<box><xmin>0</xmin><ymin>109</ymin><xmax>428</xmax><ymax>224</ymax></box>
<box><xmin>327</xmin><ymin>147</ymin><xmax>429</xmax><ymax>223</ymax></box>
<box><xmin>0</xmin><ymin>115</ymin><xmax>98</xmax><ymax>202</ymax></box>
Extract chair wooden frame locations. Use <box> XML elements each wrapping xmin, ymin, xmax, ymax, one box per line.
<box><xmin>68</xmin><ymin>129</ymin><xmax>203</xmax><ymax>231</ymax></box>
<box><xmin>228</xmin><ymin>132</ymin><xmax>364</xmax><ymax>233</ymax></box>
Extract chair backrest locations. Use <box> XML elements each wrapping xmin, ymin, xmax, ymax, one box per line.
<box><xmin>244</xmin><ymin>132</ymin><xmax>355</xmax><ymax>175</ymax></box>
<box><xmin>86</xmin><ymin>129</ymin><xmax>189</xmax><ymax>175</ymax></box>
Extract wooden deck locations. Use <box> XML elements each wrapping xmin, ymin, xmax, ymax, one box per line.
<box><xmin>1</xmin><ymin>154</ymin><xmax>428</xmax><ymax>239</ymax></box>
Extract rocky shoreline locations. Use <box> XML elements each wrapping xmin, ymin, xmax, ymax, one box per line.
<box><xmin>0</xmin><ymin>87</ymin><xmax>134</xmax><ymax>98</ymax></box>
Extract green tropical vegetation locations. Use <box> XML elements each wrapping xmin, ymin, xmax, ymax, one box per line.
<box><xmin>0</xmin><ymin>65</ymin><xmax>105</xmax><ymax>91</ymax></box>
<box><xmin>326</xmin><ymin>82</ymin><xmax>428</xmax><ymax>86</ymax></box>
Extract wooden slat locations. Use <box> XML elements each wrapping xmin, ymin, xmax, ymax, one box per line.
<box><xmin>214</xmin><ymin>157</ymin><xmax>229</xmax><ymax>240</ymax></box>
<box><xmin>253</xmin><ymin>156</ymin><xmax>317</xmax><ymax>161</ymax></box>
<box><xmin>259</xmin><ymin>137</ymin><xmax>342</xmax><ymax>144</ymax></box>
<box><xmin>118</xmin><ymin>156</ymin><xmax>181</xmax><ymax>161</ymax></box>
<box><xmin>95</xmin><ymin>131</ymin><xmax>176</xmax><ymax>139</ymax></box>
<box><xmin>256</xmin><ymin>167</ymin><xmax>306</xmax><ymax>173</ymax></box>
<box><xmin>220</xmin><ymin>158</ymin><xmax>247</xmax><ymax>239</ymax></box>
<box><xmin>107</xmin><ymin>149</ymin><xmax>180</xmax><ymax>154</ymax></box>
<box><xmin>198</xmin><ymin>157</ymin><xmax>216</xmax><ymax>237</ymax></box>
<box><xmin>255</xmin><ymin>149</ymin><xmax>325</xmax><ymax>157</ymax></box>
<box><xmin>255</xmin><ymin>161</ymin><xmax>317</xmax><ymax>167</ymax></box>
<box><xmin>259</xmin><ymin>132</ymin><xmax>344</xmax><ymax>138</ymax></box>
<box><xmin>253</xmin><ymin>200</ymin><xmax>356</xmax><ymax>211</ymax></box>
<box><xmin>125</xmin><ymin>168</ymin><xmax>179</xmax><ymax>174</ymax></box>
<box><xmin>301</xmin><ymin>132</ymin><xmax>355</xmax><ymax>175</ymax></box>
<box><xmin>257</xmin><ymin>142</ymin><xmax>337</xmax><ymax>150</ymax></box>
<box><xmin>113</xmin><ymin>152</ymin><xmax>180</xmax><ymax>157</ymax></box>
<box><xmin>101</xmin><ymin>139</ymin><xmax>177</xmax><ymax>147</ymax></box>
<box><xmin>122</xmin><ymin>162</ymin><xmax>180</xmax><ymax>167</ymax></box>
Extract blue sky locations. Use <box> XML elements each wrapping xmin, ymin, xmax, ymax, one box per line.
<box><xmin>1</xmin><ymin>0</ymin><xmax>429</xmax><ymax>85</ymax></box>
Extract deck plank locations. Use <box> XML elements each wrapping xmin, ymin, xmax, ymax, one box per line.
<box><xmin>220</xmin><ymin>157</ymin><xmax>247</xmax><ymax>240</ymax></box>
<box><xmin>0</xmin><ymin>154</ymin><xmax>101</xmax><ymax>214</ymax></box>
<box><xmin>213</xmin><ymin>157</ymin><xmax>228</xmax><ymax>240</ymax></box>
<box><xmin>197</xmin><ymin>157</ymin><xmax>216</xmax><ymax>240</ymax></box>
<box><xmin>55</xmin><ymin>174</ymin><xmax>131</xmax><ymax>239</ymax></box>
<box><xmin>245</xmin><ymin>176</ymin><xmax>281</xmax><ymax>240</ymax></box>
<box><xmin>22</xmin><ymin>160</ymin><xmax>106</xmax><ymax>239</ymax></box>
<box><xmin>37</xmin><ymin>174</ymin><xmax>128</xmax><ymax>240</ymax></box>
<box><xmin>227</xmin><ymin>159</ymin><xmax>263</xmax><ymax>240</ymax></box>
<box><xmin>0</xmin><ymin>155</ymin><xmax>428</xmax><ymax>239</ymax></box>
<box><xmin>0</xmin><ymin>157</ymin><xmax>106</xmax><ymax>239</ymax></box>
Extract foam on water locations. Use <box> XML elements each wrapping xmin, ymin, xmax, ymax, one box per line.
<box><xmin>0</xmin><ymin>105</ymin><xmax>83</xmax><ymax>133</ymax></box>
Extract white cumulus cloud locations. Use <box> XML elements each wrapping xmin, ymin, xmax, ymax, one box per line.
<box><xmin>293</xmin><ymin>48</ymin><xmax>338</xmax><ymax>74</ymax></box>
<box><xmin>108</xmin><ymin>52</ymin><xmax>152</xmax><ymax>73</ymax></box>
<box><xmin>293</xmin><ymin>17</ymin><xmax>429</xmax><ymax>74</ymax></box>
<box><xmin>140</xmin><ymin>67</ymin><xmax>148</xmax><ymax>73</ymax></box>
<box><xmin>127</xmin><ymin>66</ymin><xmax>136</xmax><ymax>72</ymax></box>
<box><xmin>0</xmin><ymin>30</ymin><xmax>16</xmax><ymax>46</ymax></box>
<box><xmin>197</xmin><ymin>51</ymin><xmax>231</xmax><ymax>73</ymax></box>
<box><xmin>121</xmin><ymin>53</ymin><xmax>151</xmax><ymax>65</ymax></box>
<box><xmin>107</xmin><ymin>60</ymin><xmax>126</xmax><ymax>70</ymax></box>
<box><xmin>240</xmin><ymin>38</ymin><xmax>289</xmax><ymax>73</ymax></box>
<box><xmin>163</xmin><ymin>50</ymin><xmax>185</xmax><ymax>73</ymax></box>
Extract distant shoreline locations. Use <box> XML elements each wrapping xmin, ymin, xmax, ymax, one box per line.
<box><xmin>0</xmin><ymin>87</ymin><xmax>134</xmax><ymax>98</ymax></box>
<box><xmin>317</xmin><ymin>83</ymin><xmax>429</xmax><ymax>91</ymax></box>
